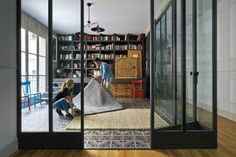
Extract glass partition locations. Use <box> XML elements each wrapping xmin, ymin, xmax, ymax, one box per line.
<box><xmin>186</xmin><ymin>0</ymin><xmax>213</xmax><ymax>130</ymax></box>
<box><xmin>154</xmin><ymin>5</ymin><xmax>177</xmax><ymax>129</ymax></box>
<box><xmin>21</xmin><ymin>0</ymin><xmax>49</xmax><ymax>132</ymax></box>
<box><xmin>176</xmin><ymin>0</ymin><xmax>182</xmax><ymax>126</ymax></box>
<box><xmin>154</xmin><ymin>20</ymin><xmax>169</xmax><ymax>129</ymax></box>
<box><xmin>195</xmin><ymin>0</ymin><xmax>213</xmax><ymax>130</ymax></box>
<box><xmin>151</xmin><ymin>0</ymin><xmax>217</xmax><ymax>148</ymax></box>
<box><xmin>52</xmin><ymin>0</ymin><xmax>82</xmax><ymax>132</ymax></box>
<box><xmin>185</xmin><ymin>0</ymin><xmax>194</xmax><ymax>123</ymax></box>
<box><xmin>19</xmin><ymin>0</ymin><xmax>84</xmax><ymax>148</ymax></box>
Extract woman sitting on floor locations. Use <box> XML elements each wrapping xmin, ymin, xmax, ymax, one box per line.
<box><xmin>53</xmin><ymin>79</ymin><xmax>79</xmax><ymax>119</ymax></box>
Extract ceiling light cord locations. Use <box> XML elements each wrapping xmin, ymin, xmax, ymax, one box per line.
<box><xmin>84</xmin><ymin>2</ymin><xmax>105</xmax><ymax>33</ymax></box>
<box><xmin>88</xmin><ymin>3</ymin><xmax>91</xmax><ymax>27</ymax></box>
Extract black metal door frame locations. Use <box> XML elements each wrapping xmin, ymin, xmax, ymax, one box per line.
<box><xmin>17</xmin><ymin>0</ymin><xmax>85</xmax><ymax>149</ymax></box>
<box><xmin>150</xmin><ymin>0</ymin><xmax>217</xmax><ymax>148</ymax></box>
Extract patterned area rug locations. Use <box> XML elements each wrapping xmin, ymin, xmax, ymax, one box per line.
<box><xmin>66</xmin><ymin>108</ymin><xmax>168</xmax><ymax>130</ymax></box>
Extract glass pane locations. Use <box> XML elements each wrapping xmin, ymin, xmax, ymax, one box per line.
<box><xmin>185</xmin><ymin>0</ymin><xmax>194</xmax><ymax>123</ymax></box>
<box><xmin>154</xmin><ymin>21</ymin><xmax>169</xmax><ymax>129</ymax></box>
<box><xmin>28</xmin><ymin>54</ymin><xmax>37</xmax><ymax>75</ymax></box>
<box><xmin>39</xmin><ymin>36</ymin><xmax>46</xmax><ymax>56</ymax></box>
<box><xmin>160</xmin><ymin>15</ymin><xmax>166</xmax><ymax>100</ymax></box>
<box><xmin>39</xmin><ymin>76</ymin><xmax>46</xmax><ymax>93</ymax></box>
<box><xmin>21</xmin><ymin>28</ymin><xmax>26</xmax><ymax>52</ymax></box>
<box><xmin>28</xmin><ymin>31</ymin><xmax>37</xmax><ymax>54</ymax></box>
<box><xmin>21</xmin><ymin>0</ymin><xmax>48</xmax><ymax>132</ymax></box>
<box><xmin>154</xmin><ymin>0</ymin><xmax>165</xmax><ymax>17</ymax></box>
<box><xmin>21</xmin><ymin>76</ymin><xmax>26</xmax><ymax>82</ymax></box>
<box><xmin>39</xmin><ymin>56</ymin><xmax>46</xmax><ymax>75</ymax></box>
<box><xmin>196</xmin><ymin>0</ymin><xmax>213</xmax><ymax>130</ymax></box>
<box><xmin>53</xmin><ymin>0</ymin><xmax>81</xmax><ymax>132</ymax></box>
<box><xmin>161</xmin><ymin>6</ymin><xmax>174</xmax><ymax>125</ymax></box>
<box><xmin>165</xmin><ymin>6</ymin><xmax>173</xmax><ymax>110</ymax></box>
<box><xmin>21</xmin><ymin>52</ymin><xmax>26</xmax><ymax>75</ymax></box>
<box><xmin>176</xmin><ymin>0</ymin><xmax>182</xmax><ymax>125</ymax></box>
<box><xmin>154</xmin><ymin>5</ymin><xmax>175</xmax><ymax>129</ymax></box>
<box><xmin>28</xmin><ymin>76</ymin><xmax>38</xmax><ymax>93</ymax></box>
<box><xmin>154</xmin><ymin>21</ymin><xmax>168</xmax><ymax>129</ymax></box>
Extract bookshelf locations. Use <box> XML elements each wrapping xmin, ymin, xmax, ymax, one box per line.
<box><xmin>57</xmin><ymin>33</ymin><xmax>145</xmax><ymax>78</ymax></box>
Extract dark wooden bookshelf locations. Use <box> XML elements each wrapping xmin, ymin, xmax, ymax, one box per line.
<box><xmin>57</xmin><ymin>33</ymin><xmax>145</xmax><ymax>78</ymax></box>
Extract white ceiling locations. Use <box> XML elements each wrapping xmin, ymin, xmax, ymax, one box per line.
<box><xmin>22</xmin><ymin>0</ymin><xmax>150</xmax><ymax>35</ymax></box>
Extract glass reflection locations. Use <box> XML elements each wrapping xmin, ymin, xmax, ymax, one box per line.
<box><xmin>154</xmin><ymin>5</ymin><xmax>175</xmax><ymax>129</ymax></box>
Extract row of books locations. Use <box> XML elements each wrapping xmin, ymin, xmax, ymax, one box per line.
<box><xmin>86</xmin><ymin>44</ymin><xmax>100</xmax><ymax>50</ymax></box>
<box><xmin>73</xmin><ymin>34</ymin><xmax>100</xmax><ymax>41</ymax></box>
<box><xmin>58</xmin><ymin>35</ymin><xmax>73</xmax><ymax>41</ymax></box>
<box><xmin>60</xmin><ymin>34</ymin><xmax>143</xmax><ymax>41</ymax></box>
<box><xmin>101</xmin><ymin>44</ymin><xmax>114</xmax><ymax>50</ymax></box>
<box><xmin>128</xmin><ymin>44</ymin><xmax>142</xmax><ymax>50</ymax></box>
<box><xmin>59</xmin><ymin>54</ymin><xmax>72</xmax><ymax>60</ymax></box>
<box><xmin>115</xmin><ymin>45</ymin><xmax>128</xmax><ymax>50</ymax></box>
<box><xmin>100</xmin><ymin>54</ymin><xmax>114</xmax><ymax>60</ymax></box>
<box><xmin>60</xmin><ymin>45</ymin><xmax>141</xmax><ymax>51</ymax></box>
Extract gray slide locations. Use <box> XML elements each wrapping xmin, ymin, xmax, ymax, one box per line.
<box><xmin>73</xmin><ymin>78</ymin><xmax>123</xmax><ymax>115</ymax></box>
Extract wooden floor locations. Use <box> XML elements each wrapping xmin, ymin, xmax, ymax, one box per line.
<box><xmin>12</xmin><ymin>116</ymin><xmax>236</xmax><ymax>157</ymax></box>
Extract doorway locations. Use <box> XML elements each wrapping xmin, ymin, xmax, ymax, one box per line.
<box><xmin>18</xmin><ymin>0</ymin><xmax>153</xmax><ymax>149</ymax></box>
<box><xmin>151</xmin><ymin>0</ymin><xmax>217</xmax><ymax>148</ymax></box>
<box><xmin>17</xmin><ymin>0</ymin><xmax>217</xmax><ymax>149</ymax></box>
<box><xmin>18</xmin><ymin>0</ymin><xmax>84</xmax><ymax>148</ymax></box>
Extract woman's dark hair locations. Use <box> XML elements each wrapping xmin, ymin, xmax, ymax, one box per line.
<box><xmin>93</xmin><ymin>58</ymin><xmax>100</xmax><ymax>62</ymax></box>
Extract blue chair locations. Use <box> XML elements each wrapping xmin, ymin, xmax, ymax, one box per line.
<box><xmin>21</xmin><ymin>81</ymin><xmax>42</xmax><ymax>109</ymax></box>
<box><xmin>21</xmin><ymin>95</ymin><xmax>30</xmax><ymax>111</ymax></box>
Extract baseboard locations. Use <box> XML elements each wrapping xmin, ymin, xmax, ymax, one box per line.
<box><xmin>218</xmin><ymin>109</ymin><xmax>236</xmax><ymax>122</ymax></box>
<box><xmin>198</xmin><ymin>103</ymin><xmax>236</xmax><ymax>122</ymax></box>
<box><xmin>0</xmin><ymin>140</ymin><xmax>18</xmax><ymax>157</ymax></box>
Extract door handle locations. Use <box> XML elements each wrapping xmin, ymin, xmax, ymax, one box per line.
<box><xmin>190</xmin><ymin>71</ymin><xmax>199</xmax><ymax>84</ymax></box>
<box><xmin>194</xmin><ymin>71</ymin><xmax>199</xmax><ymax>84</ymax></box>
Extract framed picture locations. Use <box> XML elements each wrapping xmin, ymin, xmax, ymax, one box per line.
<box><xmin>52</xmin><ymin>36</ymin><xmax>57</xmax><ymax>61</ymax></box>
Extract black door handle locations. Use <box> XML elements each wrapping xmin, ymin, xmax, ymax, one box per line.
<box><xmin>190</xmin><ymin>71</ymin><xmax>199</xmax><ymax>84</ymax></box>
<box><xmin>194</xmin><ymin>71</ymin><xmax>199</xmax><ymax>84</ymax></box>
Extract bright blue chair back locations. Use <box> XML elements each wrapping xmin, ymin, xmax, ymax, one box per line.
<box><xmin>21</xmin><ymin>81</ymin><xmax>42</xmax><ymax>109</ymax></box>
<box><xmin>21</xmin><ymin>81</ymin><xmax>31</xmax><ymax>96</ymax></box>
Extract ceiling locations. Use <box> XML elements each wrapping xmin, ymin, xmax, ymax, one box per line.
<box><xmin>22</xmin><ymin>0</ymin><xmax>150</xmax><ymax>35</ymax></box>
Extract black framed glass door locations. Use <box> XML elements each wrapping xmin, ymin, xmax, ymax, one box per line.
<box><xmin>150</xmin><ymin>0</ymin><xmax>217</xmax><ymax>148</ymax></box>
<box><xmin>18</xmin><ymin>0</ymin><xmax>85</xmax><ymax>148</ymax></box>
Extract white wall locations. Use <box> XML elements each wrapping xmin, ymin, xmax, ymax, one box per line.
<box><xmin>21</xmin><ymin>11</ymin><xmax>48</xmax><ymax>39</ymax></box>
<box><xmin>0</xmin><ymin>0</ymin><xmax>18</xmax><ymax>156</ymax></box>
<box><xmin>217</xmin><ymin>0</ymin><xmax>236</xmax><ymax>121</ymax></box>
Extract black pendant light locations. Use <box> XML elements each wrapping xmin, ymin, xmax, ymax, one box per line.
<box><xmin>91</xmin><ymin>25</ymin><xmax>105</xmax><ymax>33</ymax></box>
<box><xmin>85</xmin><ymin>3</ymin><xmax>105</xmax><ymax>33</ymax></box>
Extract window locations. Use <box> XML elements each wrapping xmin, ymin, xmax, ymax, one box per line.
<box><xmin>22</xmin><ymin>31</ymin><xmax>47</xmax><ymax>93</ymax></box>
<box><xmin>28</xmin><ymin>31</ymin><xmax>37</xmax><ymax>54</ymax></box>
<box><xmin>21</xmin><ymin>28</ymin><xmax>48</xmax><ymax>132</ymax></box>
<box><xmin>39</xmin><ymin>36</ymin><xmax>47</xmax><ymax>93</ymax></box>
<box><xmin>28</xmin><ymin>31</ymin><xmax>38</xmax><ymax>93</ymax></box>
<box><xmin>21</xmin><ymin>28</ymin><xmax>26</xmax><ymax>81</ymax></box>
